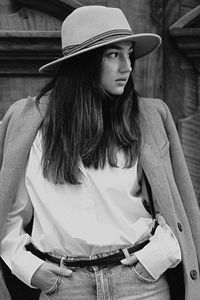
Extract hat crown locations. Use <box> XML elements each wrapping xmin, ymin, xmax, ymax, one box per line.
<box><xmin>40</xmin><ymin>5</ymin><xmax>161</xmax><ymax>73</ymax></box>
<box><xmin>61</xmin><ymin>6</ymin><xmax>132</xmax><ymax>48</ymax></box>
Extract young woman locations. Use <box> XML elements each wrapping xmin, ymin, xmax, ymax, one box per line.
<box><xmin>0</xmin><ymin>5</ymin><xmax>200</xmax><ymax>300</ymax></box>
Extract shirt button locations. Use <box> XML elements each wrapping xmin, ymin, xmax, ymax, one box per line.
<box><xmin>177</xmin><ymin>222</ymin><xmax>183</xmax><ymax>232</ymax></box>
<box><xmin>190</xmin><ymin>270</ymin><xmax>198</xmax><ymax>280</ymax></box>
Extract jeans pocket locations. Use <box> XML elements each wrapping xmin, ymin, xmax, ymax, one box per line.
<box><xmin>129</xmin><ymin>262</ymin><xmax>161</xmax><ymax>284</ymax></box>
<box><xmin>44</xmin><ymin>275</ymin><xmax>62</xmax><ymax>296</ymax></box>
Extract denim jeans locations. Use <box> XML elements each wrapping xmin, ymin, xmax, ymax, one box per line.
<box><xmin>39</xmin><ymin>262</ymin><xmax>170</xmax><ymax>300</ymax></box>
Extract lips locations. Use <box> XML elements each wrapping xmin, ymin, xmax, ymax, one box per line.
<box><xmin>115</xmin><ymin>78</ymin><xmax>127</xmax><ymax>85</ymax></box>
<box><xmin>115</xmin><ymin>78</ymin><xmax>127</xmax><ymax>82</ymax></box>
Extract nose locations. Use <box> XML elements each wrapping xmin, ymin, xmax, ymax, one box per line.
<box><xmin>119</xmin><ymin>55</ymin><xmax>132</xmax><ymax>73</ymax></box>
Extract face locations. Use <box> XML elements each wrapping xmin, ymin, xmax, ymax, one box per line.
<box><xmin>101</xmin><ymin>41</ymin><xmax>133</xmax><ymax>96</ymax></box>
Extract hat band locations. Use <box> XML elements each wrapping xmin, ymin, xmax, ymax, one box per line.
<box><xmin>62</xmin><ymin>29</ymin><xmax>133</xmax><ymax>57</ymax></box>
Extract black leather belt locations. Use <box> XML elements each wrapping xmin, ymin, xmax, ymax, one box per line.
<box><xmin>26</xmin><ymin>238</ymin><xmax>149</xmax><ymax>268</ymax></box>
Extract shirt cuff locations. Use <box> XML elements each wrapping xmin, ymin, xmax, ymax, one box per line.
<box><xmin>134</xmin><ymin>222</ymin><xmax>181</xmax><ymax>279</ymax></box>
<box><xmin>11</xmin><ymin>251</ymin><xmax>44</xmax><ymax>287</ymax></box>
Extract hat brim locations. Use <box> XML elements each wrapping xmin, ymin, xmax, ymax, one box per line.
<box><xmin>39</xmin><ymin>33</ymin><xmax>161</xmax><ymax>73</ymax></box>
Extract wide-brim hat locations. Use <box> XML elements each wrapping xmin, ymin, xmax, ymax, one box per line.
<box><xmin>39</xmin><ymin>6</ymin><xmax>162</xmax><ymax>73</ymax></box>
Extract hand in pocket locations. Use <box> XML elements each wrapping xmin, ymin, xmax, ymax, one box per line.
<box><xmin>31</xmin><ymin>262</ymin><xmax>72</xmax><ymax>292</ymax></box>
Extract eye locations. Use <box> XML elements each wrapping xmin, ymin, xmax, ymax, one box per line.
<box><xmin>105</xmin><ymin>51</ymin><xmax>119</xmax><ymax>58</ymax></box>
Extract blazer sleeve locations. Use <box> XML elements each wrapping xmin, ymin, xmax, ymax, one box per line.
<box><xmin>160</xmin><ymin>100</ymin><xmax>200</xmax><ymax>264</ymax></box>
<box><xmin>0</xmin><ymin>106</ymin><xmax>13</xmax><ymax>169</ymax></box>
<box><xmin>0</xmin><ymin>104</ymin><xmax>17</xmax><ymax>239</ymax></box>
<box><xmin>0</xmin><ymin>98</ymin><xmax>41</xmax><ymax>241</ymax></box>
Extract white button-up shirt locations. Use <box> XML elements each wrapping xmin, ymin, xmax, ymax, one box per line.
<box><xmin>1</xmin><ymin>132</ymin><xmax>181</xmax><ymax>287</ymax></box>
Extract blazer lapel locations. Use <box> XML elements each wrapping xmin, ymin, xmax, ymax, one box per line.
<box><xmin>139</xmin><ymin>107</ymin><xmax>175</xmax><ymax>224</ymax></box>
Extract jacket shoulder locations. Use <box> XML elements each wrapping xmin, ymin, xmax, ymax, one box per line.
<box><xmin>139</xmin><ymin>97</ymin><xmax>170</xmax><ymax>121</ymax></box>
<box><xmin>139</xmin><ymin>97</ymin><xmax>168</xmax><ymax>112</ymax></box>
<box><xmin>3</xmin><ymin>96</ymin><xmax>36</xmax><ymax>119</ymax></box>
<box><xmin>1</xmin><ymin>95</ymin><xmax>47</xmax><ymax>125</ymax></box>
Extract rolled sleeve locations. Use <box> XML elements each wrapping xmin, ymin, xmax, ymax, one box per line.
<box><xmin>12</xmin><ymin>250</ymin><xmax>44</xmax><ymax>287</ymax></box>
<box><xmin>135</xmin><ymin>217</ymin><xmax>181</xmax><ymax>279</ymax></box>
<box><xmin>0</xmin><ymin>168</ymin><xmax>44</xmax><ymax>288</ymax></box>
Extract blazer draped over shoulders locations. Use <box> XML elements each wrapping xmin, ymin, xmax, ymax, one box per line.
<box><xmin>0</xmin><ymin>96</ymin><xmax>200</xmax><ymax>300</ymax></box>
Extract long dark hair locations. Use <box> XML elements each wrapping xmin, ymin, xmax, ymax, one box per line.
<box><xmin>36</xmin><ymin>46</ymin><xmax>141</xmax><ymax>184</ymax></box>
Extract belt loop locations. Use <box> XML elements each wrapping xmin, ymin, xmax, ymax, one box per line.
<box><xmin>60</xmin><ymin>256</ymin><xmax>65</xmax><ymax>267</ymax></box>
<box><xmin>121</xmin><ymin>247</ymin><xmax>130</xmax><ymax>259</ymax></box>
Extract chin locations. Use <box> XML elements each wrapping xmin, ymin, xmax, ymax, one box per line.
<box><xmin>109</xmin><ymin>89</ymin><xmax>124</xmax><ymax>96</ymax></box>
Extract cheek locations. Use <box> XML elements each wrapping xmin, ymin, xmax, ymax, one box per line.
<box><xmin>101</xmin><ymin>64</ymin><xmax>113</xmax><ymax>86</ymax></box>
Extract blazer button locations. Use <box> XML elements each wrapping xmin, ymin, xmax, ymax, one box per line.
<box><xmin>190</xmin><ymin>270</ymin><xmax>198</xmax><ymax>280</ymax></box>
<box><xmin>177</xmin><ymin>222</ymin><xmax>183</xmax><ymax>232</ymax></box>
